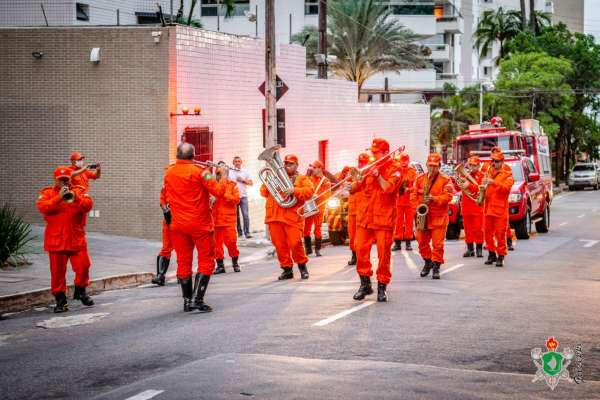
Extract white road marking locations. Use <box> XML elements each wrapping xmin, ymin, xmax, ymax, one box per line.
<box><xmin>313</xmin><ymin>301</ymin><xmax>375</xmax><ymax>327</ymax></box>
<box><xmin>559</xmin><ymin>222</ymin><xmax>568</xmax><ymax>227</ymax></box>
<box><xmin>401</xmin><ymin>250</ymin><xmax>419</xmax><ymax>272</ymax></box>
<box><xmin>125</xmin><ymin>390</ymin><xmax>164</xmax><ymax>400</ymax></box>
<box><xmin>579</xmin><ymin>239</ymin><xmax>599</xmax><ymax>248</ymax></box>
<box><xmin>577</xmin><ymin>214</ymin><xmax>585</xmax><ymax>218</ymax></box>
<box><xmin>440</xmin><ymin>263</ymin><xmax>465</xmax><ymax>276</ymax></box>
<box><xmin>36</xmin><ymin>313</ymin><xmax>109</xmax><ymax>329</ymax></box>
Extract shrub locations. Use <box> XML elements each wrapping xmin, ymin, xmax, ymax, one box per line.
<box><xmin>0</xmin><ymin>204</ymin><xmax>33</xmax><ymax>267</ymax></box>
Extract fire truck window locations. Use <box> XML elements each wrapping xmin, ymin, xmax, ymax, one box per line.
<box><xmin>526</xmin><ymin>159</ymin><xmax>537</xmax><ymax>174</ymax></box>
<box><xmin>510</xmin><ymin>163</ymin><xmax>524</xmax><ymax>181</ymax></box>
<box><xmin>523</xmin><ymin>161</ymin><xmax>531</xmax><ymax>180</ymax></box>
<box><xmin>525</xmin><ymin>136</ymin><xmax>534</xmax><ymax>156</ymax></box>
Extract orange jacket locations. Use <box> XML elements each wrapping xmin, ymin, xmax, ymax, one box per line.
<box><xmin>410</xmin><ymin>173</ymin><xmax>453</xmax><ymax>228</ymax></box>
<box><xmin>260</xmin><ymin>173</ymin><xmax>315</xmax><ymax>229</ymax></box>
<box><xmin>483</xmin><ymin>165</ymin><xmax>514</xmax><ymax>217</ymax></box>
<box><xmin>70</xmin><ymin>166</ymin><xmax>97</xmax><ymax>191</ymax></box>
<box><xmin>460</xmin><ymin>170</ymin><xmax>484</xmax><ymax>216</ymax></box>
<box><xmin>163</xmin><ymin>160</ymin><xmax>226</xmax><ymax>233</ymax></box>
<box><xmin>212</xmin><ymin>179</ymin><xmax>241</xmax><ymax>228</ymax></box>
<box><xmin>36</xmin><ymin>185</ymin><xmax>93</xmax><ymax>252</ymax></box>
<box><xmin>352</xmin><ymin>160</ymin><xmax>400</xmax><ymax>230</ymax></box>
<box><xmin>309</xmin><ymin>175</ymin><xmax>331</xmax><ymax>214</ymax></box>
<box><xmin>396</xmin><ymin>166</ymin><xmax>417</xmax><ymax>207</ymax></box>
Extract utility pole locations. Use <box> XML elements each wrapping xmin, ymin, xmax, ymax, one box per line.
<box><xmin>529</xmin><ymin>0</ymin><xmax>536</xmax><ymax>33</ymax></box>
<box><xmin>317</xmin><ymin>0</ymin><xmax>328</xmax><ymax>79</ymax></box>
<box><xmin>479</xmin><ymin>81</ymin><xmax>483</xmax><ymax>124</ymax></box>
<box><xmin>265</xmin><ymin>0</ymin><xmax>277</xmax><ymax>147</ymax></box>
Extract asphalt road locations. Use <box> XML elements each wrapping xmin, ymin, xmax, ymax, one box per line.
<box><xmin>1</xmin><ymin>190</ymin><xmax>599</xmax><ymax>400</ymax></box>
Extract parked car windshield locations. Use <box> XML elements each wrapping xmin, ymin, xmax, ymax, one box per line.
<box><xmin>573</xmin><ymin>164</ymin><xmax>595</xmax><ymax>172</ymax></box>
<box><xmin>508</xmin><ymin>162</ymin><xmax>524</xmax><ymax>182</ymax></box>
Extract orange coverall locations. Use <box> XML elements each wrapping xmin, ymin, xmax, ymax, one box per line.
<box><xmin>303</xmin><ymin>175</ymin><xmax>331</xmax><ymax>240</ymax></box>
<box><xmin>164</xmin><ymin>160</ymin><xmax>226</xmax><ymax>279</ymax></box>
<box><xmin>37</xmin><ymin>185</ymin><xmax>93</xmax><ymax>295</ymax></box>
<box><xmin>352</xmin><ymin>161</ymin><xmax>400</xmax><ymax>284</ymax></box>
<box><xmin>483</xmin><ymin>166</ymin><xmax>514</xmax><ymax>256</ymax></box>
<box><xmin>461</xmin><ymin>170</ymin><xmax>484</xmax><ymax>245</ymax></box>
<box><xmin>261</xmin><ymin>174</ymin><xmax>315</xmax><ymax>267</ymax></box>
<box><xmin>212</xmin><ymin>179</ymin><xmax>241</xmax><ymax>260</ymax></box>
<box><xmin>69</xmin><ymin>166</ymin><xmax>98</xmax><ymax>191</ymax></box>
<box><xmin>394</xmin><ymin>166</ymin><xmax>417</xmax><ymax>240</ymax></box>
<box><xmin>411</xmin><ymin>173</ymin><xmax>453</xmax><ymax>264</ymax></box>
<box><xmin>158</xmin><ymin>187</ymin><xmax>173</xmax><ymax>258</ymax></box>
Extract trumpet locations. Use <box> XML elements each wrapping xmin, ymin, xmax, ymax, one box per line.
<box><xmin>258</xmin><ymin>145</ymin><xmax>297</xmax><ymax>208</ymax></box>
<box><xmin>60</xmin><ymin>187</ymin><xmax>75</xmax><ymax>202</ymax></box>
<box><xmin>193</xmin><ymin>160</ymin><xmax>240</xmax><ymax>172</ymax></box>
<box><xmin>297</xmin><ymin>176</ymin><xmax>326</xmax><ymax>218</ymax></box>
<box><xmin>454</xmin><ymin>164</ymin><xmax>483</xmax><ymax>204</ymax></box>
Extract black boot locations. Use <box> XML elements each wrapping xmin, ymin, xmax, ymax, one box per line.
<box><xmin>214</xmin><ymin>259</ymin><xmax>225</xmax><ymax>274</ymax></box>
<box><xmin>484</xmin><ymin>252</ymin><xmax>497</xmax><ymax>265</ymax></box>
<box><xmin>192</xmin><ymin>273</ymin><xmax>212</xmax><ymax>312</ymax></box>
<box><xmin>392</xmin><ymin>239</ymin><xmax>402</xmax><ymax>251</ymax></box>
<box><xmin>463</xmin><ymin>243</ymin><xmax>475</xmax><ymax>257</ymax></box>
<box><xmin>495</xmin><ymin>255</ymin><xmax>504</xmax><ymax>267</ymax></box>
<box><xmin>405</xmin><ymin>240</ymin><xmax>413</xmax><ymax>251</ymax></box>
<box><xmin>353</xmin><ymin>276</ymin><xmax>374</xmax><ymax>300</ymax></box>
<box><xmin>53</xmin><ymin>292</ymin><xmax>68</xmax><ymax>313</ymax></box>
<box><xmin>377</xmin><ymin>282</ymin><xmax>388</xmax><ymax>302</ymax></box>
<box><xmin>179</xmin><ymin>277</ymin><xmax>193</xmax><ymax>312</ymax></box>
<box><xmin>152</xmin><ymin>256</ymin><xmax>170</xmax><ymax>286</ymax></box>
<box><xmin>432</xmin><ymin>262</ymin><xmax>441</xmax><ymax>280</ymax></box>
<box><xmin>314</xmin><ymin>238</ymin><xmax>322</xmax><ymax>257</ymax></box>
<box><xmin>507</xmin><ymin>238</ymin><xmax>514</xmax><ymax>251</ymax></box>
<box><xmin>304</xmin><ymin>236</ymin><xmax>313</xmax><ymax>255</ymax></box>
<box><xmin>73</xmin><ymin>286</ymin><xmax>94</xmax><ymax>306</ymax></box>
<box><xmin>347</xmin><ymin>251</ymin><xmax>357</xmax><ymax>266</ymax></box>
<box><xmin>420</xmin><ymin>259</ymin><xmax>433</xmax><ymax>277</ymax></box>
<box><xmin>232</xmin><ymin>256</ymin><xmax>240</xmax><ymax>273</ymax></box>
<box><xmin>298</xmin><ymin>263</ymin><xmax>309</xmax><ymax>279</ymax></box>
<box><xmin>476</xmin><ymin>243</ymin><xmax>483</xmax><ymax>258</ymax></box>
<box><xmin>278</xmin><ymin>267</ymin><xmax>294</xmax><ymax>280</ymax></box>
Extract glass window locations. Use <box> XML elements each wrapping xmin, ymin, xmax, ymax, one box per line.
<box><xmin>509</xmin><ymin>162</ymin><xmax>524</xmax><ymax>182</ymax></box>
<box><xmin>76</xmin><ymin>3</ymin><xmax>89</xmax><ymax>21</ymax></box>
<box><xmin>573</xmin><ymin>164</ymin><xmax>595</xmax><ymax>171</ymax></box>
<box><xmin>526</xmin><ymin>159</ymin><xmax>537</xmax><ymax>174</ymax></box>
<box><xmin>305</xmin><ymin>0</ymin><xmax>319</xmax><ymax>15</ymax></box>
<box><xmin>202</xmin><ymin>0</ymin><xmax>249</xmax><ymax>17</ymax></box>
<box><xmin>456</xmin><ymin>136</ymin><xmax>511</xmax><ymax>162</ymax></box>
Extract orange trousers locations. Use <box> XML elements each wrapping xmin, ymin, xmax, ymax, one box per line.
<box><xmin>507</xmin><ymin>226</ymin><xmax>513</xmax><ymax>240</ymax></box>
<box><xmin>355</xmin><ymin>227</ymin><xmax>394</xmax><ymax>284</ymax></box>
<box><xmin>485</xmin><ymin>215</ymin><xmax>508</xmax><ymax>256</ymax></box>
<box><xmin>416</xmin><ymin>227</ymin><xmax>447</xmax><ymax>264</ymax></box>
<box><xmin>158</xmin><ymin>221</ymin><xmax>173</xmax><ymax>258</ymax></box>
<box><xmin>303</xmin><ymin>212</ymin><xmax>324</xmax><ymax>239</ymax></box>
<box><xmin>394</xmin><ymin>205</ymin><xmax>415</xmax><ymax>240</ymax></box>
<box><xmin>170</xmin><ymin>229</ymin><xmax>215</xmax><ymax>278</ymax></box>
<box><xmin>463</xmin><ymin>214</ymin><xmax>484</xmax><ymax>244</ymax></box>
<box><xmin>215</xmin><ymin>226</ymin><xmax>239</xmax><ymax>260</ymax></box>
<box><xmin>269</xmin><ymin>221</ymin><xmax>308</xmax><ymax>267</ymax></box>
<box><xmin>348</xmin><ymin>214</ymin><xmax>357</xmax><ymax>251</ymax></box>
<box><xmin>48</xmin><ymin>250</ymin><xmax>91</xmax><ymax>295</ymax></box>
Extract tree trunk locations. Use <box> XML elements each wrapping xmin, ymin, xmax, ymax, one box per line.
<box><xmin>187</xmin><ymin>0</ymin><xmax>197</xmax><ymax>25</ymax></box>
<box><xmin>520</xmin><ymin>0</ymin><xmax>527</xmax><ymax>30</ymax></box>
<box><xmin>176</xmin><ymin>0</ymin><xmax>184</xmax><ymax>21</ymax></box>
<box><xmin>529</xmin><ymin>0</ymin><xmax>536</xmax><ymax>34</ymax></box>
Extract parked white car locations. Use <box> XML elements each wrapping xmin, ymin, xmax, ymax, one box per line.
<box><xmin>568</xmin><ymin>163</ymin><xmax>600</xmax><ymax>190</ymax></box>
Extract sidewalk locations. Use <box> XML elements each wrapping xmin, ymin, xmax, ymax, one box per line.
<box><xmin>0</xmin><ymin>225</ymin><xmax>271</xmax><ymax>313</ymax></box>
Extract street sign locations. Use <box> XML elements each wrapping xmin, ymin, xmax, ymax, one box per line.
<box><xmin>259</xmin><ymin>75</ymin><xmax>289</xmax><ymax>102</ymax></box>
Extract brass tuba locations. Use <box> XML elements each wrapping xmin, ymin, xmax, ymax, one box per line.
<box><xmin>258</xmin><ymin>145</ymin><xmax>297</xmax><ymax>208</ymax></box>
<box><xmin>415</xmin><ymin>174</ymin><xmax>430</xmax><ymax>231</ymax></box>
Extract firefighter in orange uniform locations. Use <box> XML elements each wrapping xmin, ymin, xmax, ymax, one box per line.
<box><xmin>457</xmin><ymin>155</ymin><xmax>485</xmax><ymax>258</ymax></box>
<box><xmin>411</xmin><ymin>153</ymin><xmax>453</xmax><ymax>280</ymax></box>
<box><xmin>392</xmin><ymin>153</ymin><xmax>417</xmax><ymax>251</ymax></box>
<box><xmin>212</xmin><ymin>161</ymin><xmax>242</xmax><ymax>274</ymax></box>
<box><xmin>69</xmin><ymin>152</ymin><xmax>101</xmax><ymax>191</ymax></box>
<box><xmin>36</xmin><ymin>166</ymin><xmax>94</xmax><ymax>313</ymax></box>
<box><xmin>152</xmin><ymin>187</ymin><xmax>173</xmax><ymax>286</ymax></box>
<box><xmin>346</xmin><ymin>153</ymin><xmax>370</xmax><ymax>266</ymax></box>
<box><xmin>303</xmin><ymin>160</ymin><xmax>331</xmax><ymax>257</ymax></box>
<box><xmin>351</xmin><ymin>138</ymin><xmax>400</xmax><ymax>302</ymax></box>
<box><xmin>163</xmin><ymin>143</ymin><xmax>226</xmax><ymax>312</ymax></box>
<box><xmin>261</xmin><ymin>154</ymin><xmax>315</xmax><ymax>280</ymax></box>
<box><xmin>482</xmin><ymin>149</ymin><xmax>514</xmax><ymax>267</ymax></box>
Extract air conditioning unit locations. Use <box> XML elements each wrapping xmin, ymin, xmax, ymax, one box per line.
<box><xmin>545</xmin><ymin>1</ymin><xmax>554</xmax><ymax>13</ymax></box>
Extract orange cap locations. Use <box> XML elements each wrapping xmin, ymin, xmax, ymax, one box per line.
<box><xmin>284</xmin><ymin>154</ymin><xmax>299</xmax><ymax>164</ymax></box>
<box><xmin>311</xmin><ymin>160</ymin><xmax>324</xmax><ymax>169</ymax></box>
<box><xmin>490</xmin><ymin>146</ymin><xmax>501</xmax><ymax>154</ymax></box>
<box><xmin>370</xmin><ymin>138</ymin><xmax>390</xmax><ymax>153</ymax></box>
<box><xmin>399</xmin><ymin>153</ymin><xmax>410</xmax><ymax>167</ymax></box>
<box><xmin>468</xmin><ymin>155</ymin><xmax>480</xmax><ymax>165</ymax></box>
<box><xmin>358</xmin><ymin>152</ymin><xmax>370</xmax><ymax>167</ymax></box>
<box><xmin>491</xmin><ymin>151</ymin><xmax>505</xmax><ymax>161</ymax></box>
<box><xmin>426</xmin><ymin>153</ymin><xmax>442</xmax><ymax>167</ymax></box>
<box><xmin>54</xmin><ymin>166</ymin><xmax>73</xmax><ymax>180</ymax></box>
<box><xmin>70</xmin><ymin>152</ymin><xmax>85</xmax><ymax>161</ymax></box>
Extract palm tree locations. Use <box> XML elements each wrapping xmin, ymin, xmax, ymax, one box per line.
<box><xmin>474</xmin><ymin>7</ymin><xmax>521</xmax><ymax>64</ymax></box>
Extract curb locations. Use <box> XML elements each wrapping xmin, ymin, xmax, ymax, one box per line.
<box><xmin>0</xmin><ymin>272</ymin><xmax>154</xmax><ymax>315</ymax></box>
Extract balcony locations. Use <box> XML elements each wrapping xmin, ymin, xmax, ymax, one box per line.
<box><xmin>426</xmin><ymin>44</ymin><xmax>450</xmax><ymax>61</ymax></box>
<box><xmin>392</xmin><ymin>14</ymin><xmax>437</xmax><ymax>36</ymax></box>
<box><xmin>435</xmin><ymin>72</ymin><xmax>459</xmax><ymax>89</ymax></box>
<box><xmin>436</xmin><ymin>15</ymin><xmax>464</xmax><ymax>33</ymax></box>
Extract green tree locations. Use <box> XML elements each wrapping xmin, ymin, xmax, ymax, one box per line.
<box><xmin>474</xmin><ymin>8</ymin><xmax>521</xmax><ymax>63</ymax></box>
<box><xmin>430</xmin><ymin>84</ymin><xmax>480</xmax><ymax>146</ymax></box>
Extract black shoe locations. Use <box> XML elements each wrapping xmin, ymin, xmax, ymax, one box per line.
<box><xmin>245</xmin><ymin>234</ymin><xmax>253</xmax><ymax>239</ymax></box>
<box><xmin>432</xmin><ymin>262</ymin><xmax>441</xmax><ymax>280</ymax></box>
<box><xmin>278</xmin><ymin>267</ymin><xmax>294</xmax><ymax>280</ymax></box>
<box><xmin>353</xmin><ymin>276</ymin><xmax>374</xmax><ymax>300</ymax></box>
<box><xmin>73</xmin><ymin>286</ymin><xmax>94</xmax><ymax>306</ymax></box>
<box><xmin>507</xmin><ymin>238</ymin><xmax>514</xmax><ymax>251</ymax></box>
<box><xmin>152</xmin><ymin>256</ymin><xmax>170</xmax><ymax>286</ymax></box>
<box><xmin>298</xmin><ymin>263</ymin><xmax>309</xmax><ymax>279</ymax></box>
<box><xmin>179</xmin><ymin>277</ymin><xmax>193</xmax><ymax>312</ymax></box>
<box><xmin>377</xmin><ymin>282</ymin><xmax>388</xmax><ymax>302</ymax></box>
<box><xmin>405</xmin><ymin>240</ymin><xmax>413</xmax><ymax>251</ymax></box>
<box><xmin>420</xmin><ymin>259</ymin><xmax>433</xmax><ymax>277</ymax></box>
<box><xmin>495</xmin><ymin>255</ymin><xmax>504</xmax><ymax>267</ymax></box>
<box><xmin>347</xmin><ymin>251</ymin><xmax>357</xmax><ymax>266</ymax></box>
<box><xmin>314</xmin><ymin>238</ymin><xmax>322</xmax><ymax>257</ymax></box>
<box><xmin>476</xmin><ymin>243</ymin><xmax>483</xmax><ymax>258</ymax></box>
<box><xmin>304</xmin><ymin>236</ymin><xmax>313</xmax><ymax>255</ymax></box>
<box><xmin>484</xmin><ymin>252</ymin><xmax>497</xmax><ymax>265</ymax></box>
<box><xmin>214</xmin><ymin>259</ymin><xmax>226</xmax><ymax>274</ymax></box>
<box><xmin>392</xmin><ymin>239</ymin><xmax>402</xmax><ymax>251</ymax></box>
<box><xmin>232</xmin><ymin>256</ymin><xmax>240</xmax><ymax>273</ymax></box>
<box><xmin>192</xmin><ymin>273</ymin><xmax>212</xmax><ymax>312</ymax></box>
<box><xmin>53</xmin><ymin>292</ymin><xmax>68</xmax><ymax>313</ymax></box>
<box><xmin>463</xmin><ymin>243</ymin><xmax>475</xmax><ymax>257</ymax></box>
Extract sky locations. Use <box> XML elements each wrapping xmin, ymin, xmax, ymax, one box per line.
<box><xmin>585</xmin><ymin>0</ymin><xmax>600</xmax><ymax>42</ymax></box>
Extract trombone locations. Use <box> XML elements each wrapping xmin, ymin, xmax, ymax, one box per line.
<box><xmin>192</xmin><ymin>160</ymin><xmax>241</xmax><ymax>172</ymax></box>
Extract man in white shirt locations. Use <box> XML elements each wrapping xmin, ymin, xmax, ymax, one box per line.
<box><xmin>230</xmin><ymin>156</ymin><xmax>253</xmax><ymax>238</ymax></box>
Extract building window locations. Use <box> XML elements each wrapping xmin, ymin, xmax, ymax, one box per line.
<box><xmin>305</xmin><ymin>0</ymin><xmax>319</xmax><ymax>15</ymax></box>
<box><xmin>379</xmin><ymin>0</ymin><xmax>434</xmax><ymax>15</ymax></box>
<box><xmin>319</xmin><ymin>140</ymin><xmax>329</xmax><ymax>169</ymax></box>
<box><xmin>76</xmin><ymin>3</ymin><xmax>90</xmax><ymax>21</ymax></box>
<box><xmin>201</xmin><ymin>0</ymin><xmax>250</xmax><ymax>17</ymax></box>
<box><xmin>182</xmin><ymin>127</ymin><xmax>213</xmax><ymax>162</ymax></box>
<box><xmin>483</xmin><ymin>66</ymin><xmax>491</xmax><ymax>76</ymax></box>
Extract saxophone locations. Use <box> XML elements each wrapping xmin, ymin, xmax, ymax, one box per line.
<box><xmin>415</xmin><ymin>174</ymin><xmax>431</xmax><ymax>231</ymax></box>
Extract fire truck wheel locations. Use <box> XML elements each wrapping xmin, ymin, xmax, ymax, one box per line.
<box><xmin>535</xmin><ymin>205</ymin><xmax>550</xmax><ymax>233</ymax></box>
<box><xmin>515</xmin><ymin>207</ymin><xmax>532</xmax><ymax>240</ymax></box>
